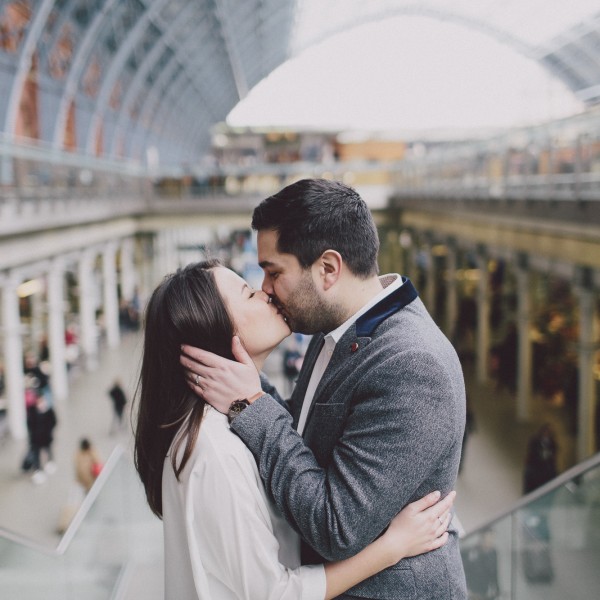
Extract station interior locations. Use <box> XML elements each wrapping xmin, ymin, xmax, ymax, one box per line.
<box><xmin>0</xmin><ymin>1</ymin><xmax>599</xmax><ymax>598</ymax></box>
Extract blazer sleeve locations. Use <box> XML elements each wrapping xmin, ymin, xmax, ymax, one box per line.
<box><xmin>259</xmin><ymin>372</ymin><xmax>289</xmax><ymax>409</ymax></box>
<box><xmin>187</xmin><ymin>446</ymin><xmax>325</xmax><ymax>600</ymax></box>
<box><xmin>231</xmin><ymin>350</ymin><xmax>462</xmax><ymax>561</ymax></box>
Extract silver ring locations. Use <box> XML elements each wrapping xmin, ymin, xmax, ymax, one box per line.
<box><xmin>194</xmin><ymin>374</ymin><xmax>200</xmax><ymax>386</ymax></box>
<box><xmin>438</xmin><ymin>516</ymin><xmax>444</xmax><ymax>525</ymax></box>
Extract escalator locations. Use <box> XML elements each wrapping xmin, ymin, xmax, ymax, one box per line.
<box><xmin>0</xmin><ymin>445</ymin><xmax>163</xmax><ymax>600</ymax></box>
<box><xmin>461</xmin><ymin>452</ymin><xmax>600</xmax><ymax>599</ymax></box>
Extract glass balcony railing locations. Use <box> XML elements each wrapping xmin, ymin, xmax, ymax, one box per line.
<box><xmin>0</xmin><ymin>445</ymin><xmax>162</xmax><ymax>600</ymax></box>
<box><xmin>461</xmin><ymin>452</ymin><xmax>600</xmax><ymax>599</ymax></box>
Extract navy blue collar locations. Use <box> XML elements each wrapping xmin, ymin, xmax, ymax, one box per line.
<box><xmin>355</xmin><ymin>277</ymin><xmax>418</xmax><ymax>337</ymax></box>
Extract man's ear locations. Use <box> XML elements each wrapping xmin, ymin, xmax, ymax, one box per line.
<box><xmin>315</xmin><ymin>250</ymin><xmax>343</xmax><ymax>291</ymax></box>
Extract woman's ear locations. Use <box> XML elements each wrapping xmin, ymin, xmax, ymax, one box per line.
<box><xmin>317</xmin><ymin>250</ymin><xmax>343</xmax><ymax>291</ymax></box>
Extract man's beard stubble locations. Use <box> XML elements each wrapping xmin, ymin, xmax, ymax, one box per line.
<box><xmin>283</xmin><ymin>272</ymin><xmax>346</xmax><ymax>335</ymax></box>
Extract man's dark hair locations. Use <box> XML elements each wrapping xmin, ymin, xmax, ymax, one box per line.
<box><xmin>251</xmin><ymin>178</ymin><xmax>379</xmax><ymax>278</ymax></box>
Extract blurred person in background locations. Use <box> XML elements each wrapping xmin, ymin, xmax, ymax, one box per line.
<box><xmin>523</xmin><ymin>423</ymin><xmax>559</xmax><ymax>494</ymax></box>
<box><xmin>74</xmin><ymin>437</ymin><xmax>103</xmax><ymax>493</ymax></box>
<box><xmin>29</xmin><ymin>395</ymin><xmax>58</xmax><ymax>484</ymax></box>
<box><xmin>108</xmin><ymin>378</ymin><xmax>128</xmax><ymax>434</ymax></box>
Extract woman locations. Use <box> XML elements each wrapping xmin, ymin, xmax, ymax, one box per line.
<box><xmin>134</xmin><ymin>260</ymin><xmax>455</xmax><ymax>600</ymax></box>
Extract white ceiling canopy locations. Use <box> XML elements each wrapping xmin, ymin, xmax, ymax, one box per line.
<box><xmin>0</xmin><ymin>0</ymin><xmax>599</xmax><ymax>165</ymax></box>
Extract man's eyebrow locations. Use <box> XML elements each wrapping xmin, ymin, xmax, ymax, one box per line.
<box><xmin>258</xmin><ymin>260</ymin><xmax>275</xmax><ymax>269</ymax></box>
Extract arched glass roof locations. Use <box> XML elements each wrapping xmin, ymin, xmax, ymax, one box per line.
<box><xmin>0</xmin><ymin>0</ymin><xmax>598</xmax><ymax>167</ymax></box>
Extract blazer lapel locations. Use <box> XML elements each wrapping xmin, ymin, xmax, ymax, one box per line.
<box><xmin>302</xmin><ymin>326</ymin><xmax>372</xmax><ymax>429</ymax></box>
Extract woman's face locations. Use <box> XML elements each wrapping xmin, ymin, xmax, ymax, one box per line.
<box><xmin>212</xmin><ymin>267</ymin><xmax>291</xmax><ymax>359</ymax></box>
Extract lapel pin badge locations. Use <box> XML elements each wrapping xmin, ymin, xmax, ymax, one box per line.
<box><xmin>350</xmin><ymin>342</ymin><xmax>359</xmax><ymax>352</ymax></box>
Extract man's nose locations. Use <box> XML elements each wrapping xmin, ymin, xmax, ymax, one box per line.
<box><xmin>261</xmin><ymin>277</ymin><xmax>273</xmax><ymax>296</ymax></box>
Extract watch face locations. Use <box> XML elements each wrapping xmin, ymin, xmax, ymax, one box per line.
<box><xmin>228</xmin><ymin>399</ymin><xmax>250</xmax><ymax>421</ymax></box>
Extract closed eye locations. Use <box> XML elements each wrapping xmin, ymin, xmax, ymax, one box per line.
<box><xmin>248</xmin><ymin>291</ymin><xmax>256</xmax><ymax>298</ymax></box>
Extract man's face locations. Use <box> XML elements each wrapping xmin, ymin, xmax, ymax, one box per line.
<box><xmin>257</xmin><ymin>229</ymin><xmax>343</xmax><ymax>334</ymax></box>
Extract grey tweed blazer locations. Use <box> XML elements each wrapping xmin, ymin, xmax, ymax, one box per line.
<box><xmin>232</xmin><ymin>279</ymin><xmax>468</xmax><ymax>599</ymax></box>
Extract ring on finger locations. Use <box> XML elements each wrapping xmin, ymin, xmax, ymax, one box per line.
<box><xmin>438</xmin><ymin>515</ymin><xmax>444</xmax><ymax>525</ymax></box>
<box><xmin>194</xmin><ymin>374</ymin><xmax>200</xmax><ymax>386</ymax></box>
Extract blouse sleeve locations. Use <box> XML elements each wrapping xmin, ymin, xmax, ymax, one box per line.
<box><xmin>186</xmin><ymin>448</ymin><xmax>326</xmax><ymax>600</ymax></box>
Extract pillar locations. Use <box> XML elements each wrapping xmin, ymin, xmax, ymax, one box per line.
<box><xmin>2</xmin><ymin>273</ymin><xmax>27</xmax><ymax>439</ymax></box>
<box><xmin>140</xmin><ymin>232</ymin><xmax>156</xmax><ymax>302</ymax></box>
<box><xmin>78</xmin><ymin>249</ymin><xmax>98</xmax><ymax>370</ymax></box>
<box><xmin>476</xmin><ymin>249</ymin><xmax>490</xmax><ymax>383</ymax></box>
<box><xmin>120</xmin><ymin>237</ymin><xmax>137</xmax><ymax>303</ymax></box>
<box><xmin>445</xmin><ymin>241</ymin><xmax>458</xmax><ymax>340</ymax></box>
<box><xmin>424</xmin><ymin>244</ymin><xmax>436</xmax><ymax>318</ymax></box>
<box><xmin>388</xmin><ymin>230</ymin><xmax>404</xmax><ymax>275</ymax></box>
<box><xmin>575</xmin><ymin>267</ymin><xmax>597</xmax><ymax>461</ymax></box>
<box><xmin>47</xmin><ymin>258</ymin><xmax>68</xmax><ymax>403</ymax></box>
<box><xmin>156</xmin><ymin>230</ymin><xmax>170</xmax><ymax>284</ymax></box>
<box><xmin>30</xmin><ymin>284</ymin><xmax>44</xmax><ymax>355</ymax></box>
<box><xmin>102</xmin><ymin>242</ymin><xmax>120</xmax><ymax>348</ymax></box>
<box><xmin>515</xmin><ymin>255</ymin><xmax>532</xmax><ymax>422</ymax></box>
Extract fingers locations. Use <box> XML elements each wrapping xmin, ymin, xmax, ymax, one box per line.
<box><xmin>185</xmin><ymin>371</ymin><xmax>204</xmax><ymax>397</ymax></box>
<box><xmin>408</xmin><ymin>489</ymin><xmax>455</xmax><ymax>517</ymax></box>
<box><xmin>428</xmin><ymin>531</ymin><xmax>449</xmax><ymax>552</ymax></box>
<box><xmin>434</xmin><ymin>491</ymin><xmax>456</xmax><ymax>518</ymax></box>
<box><xmin>434</xmin><ymin>510</ymin><xmax>452</xmax><ymax>538</ymax></box>
<box><xmin>231</xmin><ymin>336</ymin><xmax>255</xmax><ymax>366</ymax></box>
<box><xmin>180</xmin><ymin>344</ymin><xmax>222</xmax><ymax>368</ymax></box>
<box><xmin>408</xmin><ymin>490</ymin><xmax>441</xmax><ymax>513</ymax></box>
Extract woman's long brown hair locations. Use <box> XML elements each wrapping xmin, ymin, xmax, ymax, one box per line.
<box><xmin>133</xmin><ymin>260</ymin><xmax>235</xmax><ymax>518</ymax></box>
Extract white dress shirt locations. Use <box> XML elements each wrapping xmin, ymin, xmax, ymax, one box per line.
<box><xmin>162</xmin><ymin>406</ymin><xmax>326</xmax><ymax>599</ymax></box>
<box><xmin>297</xmin><ymin>274</ymin><xmax>404</xmax><ymax>435</ymax></box>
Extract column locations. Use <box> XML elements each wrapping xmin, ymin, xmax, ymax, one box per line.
<box><xmin>575</xmin><ymin>267</ymin><xmax>597</xmax><ymax>461</ymax></box>
<box><xmin>379</xmin><ymin>229</ymin><xmax>393</xmax><ymax>275</ymax></box>
<box><xmin>424</xmin><ymin>244</ymin><xmax>436</xmax><ymax>318</ymax></box>
<box><xmin>102</xmin><ymin>242</ymin><xmax>120</xmax><ymax>348</ymax></box>
<box><xmin>120</xmin><ymin>237</ymin><xmax>137</xmax><ymax>303</ymax></box>
<box><xmin>515</xmin><ymin>256</ymin><xmax>532</xmax><ymax>422</ymax></box>
<box><xmin>47</xmin><ymin>258</ymin><xmax>68</xmax><ymax>403</ymax></box>
<box><xmin>476</xmin><ymin>249</ymin><xmax>490</xmax><ymax>383</ymax></box>
<box><xmin>2</xmin><ymin>273</ymin><xmax>27</xmax><ymax>439</ymax></box>
<box><xmin>156</xmin><ymin>230</ymin><xmax>170</xmax><ymax>283</ymax></box>
<box><xmin>30</xmin><ymin>284</ymin><xmax>45</xmax><ymax>355</ymax></box>
<box><xmin>78</xmin><ymin>249</ymin><xmax>98</xmax><ymax>370</ymax></box>
<box><xmin>407</xmin><ymin>237</ymin><xmax>420</xmax><ymax>286</ymax></box>
<box><xmin>445</xmin><ymin>241</ymin><xmax>458</xmax><ymax>341</ymax></box>
<box><xmin>140</xmin><ymin>232</ymin><xmax>156</xmax><ymax>302</ymax></box>
<box><xmin>388</xmin><ymin>229</ymin><xmax>403</xmax><ymax>275</ymax></box>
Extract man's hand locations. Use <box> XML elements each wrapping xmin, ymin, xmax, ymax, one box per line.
<box><xmin>180</xmin><ymin>336</ymin><xmax>262</xmax><ymax>414</ymax></box>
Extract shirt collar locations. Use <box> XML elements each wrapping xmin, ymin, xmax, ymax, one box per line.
<box><xmin>325</xmin><ymin>274</ymin><xmax>403</xmax><ymax>345</ymax></box>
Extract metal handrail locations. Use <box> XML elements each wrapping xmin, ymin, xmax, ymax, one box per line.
<box><xmin>462</xmin><ymin>451</ymin><xmax>600</xmax><ymax>538</ymax></box>
<box><xmin>0</xmin><ymin>444</ymin><xmax>126</xmax><ymax>556</ymax></box>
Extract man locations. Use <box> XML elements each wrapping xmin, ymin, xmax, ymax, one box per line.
<box><xmin>182</xmin><ymin>179</ymin><xmax>467</xmax><ymax>598</ymax></box>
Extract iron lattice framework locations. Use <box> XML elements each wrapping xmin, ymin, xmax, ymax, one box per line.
<box><xmin>0</xmin><ymin>0</ymin><xmax>598</xmax><ymax>168</ymax></box>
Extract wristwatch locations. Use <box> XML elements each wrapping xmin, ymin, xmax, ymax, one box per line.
<box><xmin>227</xmin><ymin>390</ymin><xmax>263</xmax><ymax>423</ymax></box>
<box><xmin>227</xmin><ymin>399</ymin><xmax>250</xmax><ymax>422</ymax></box>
